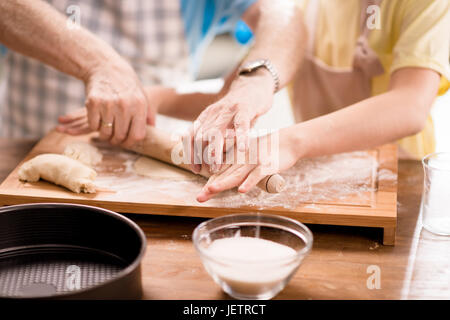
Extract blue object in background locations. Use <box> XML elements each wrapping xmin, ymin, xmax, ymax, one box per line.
<box><xmin>234</xmin><ymin>20</ymin><xmax>253</xmax><ymax>45</ymax></box>
<box><xmin>180</xmin><ymin>0</ymin><xmax>256</xmax><ymax>77</ymax></box>
<box><xmin>0</xmin><ymin>45</ymin><xmax>6</xmax><ymax>56</ymax></box>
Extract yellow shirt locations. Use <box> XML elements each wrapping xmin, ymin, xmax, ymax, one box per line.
<box><xmin>295</xmin><ymin>0</ymin><xmax>450</xmax><ymax>159</ymax></box>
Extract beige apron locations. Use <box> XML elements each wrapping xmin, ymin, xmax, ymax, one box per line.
<box><xmin>291</xmin><ymin>0</ymin><xmax>384</xmax><ymax>122</ymax></box>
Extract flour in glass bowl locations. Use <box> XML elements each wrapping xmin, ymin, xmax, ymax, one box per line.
<box><xmin>204</xmin><ymin>237</ymin><xmax>299</xmax><ymax>296</ymax></box>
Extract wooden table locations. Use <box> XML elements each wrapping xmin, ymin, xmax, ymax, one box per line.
<box><xmin>1</xmin><ymin>139</ymin><xmax>449</xmax><ymax>300</ymax></box>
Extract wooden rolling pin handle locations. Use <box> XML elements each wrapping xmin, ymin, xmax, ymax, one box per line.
<box><xmin>257</xmin><ymin>174</ymin><xmax>286</xmax><ymax>193</ymax></box>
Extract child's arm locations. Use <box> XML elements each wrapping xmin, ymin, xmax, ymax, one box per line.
<box><xmin>144</xmin><ymin>70</ymin><xmax>238</xmax><ymax>121</ymax></box>
<box><xmin>291</xmin><ymin>67</ymin><xmax>440</xmax><ymax>159</ymax></box>
<box><xmin>196</xmin><ymin>67</ymin><xmax>441</xmax><ymax>201</ymax></box>
<box><xmin>143</xmin><ymin>87</ymin><xmax>218</xmax><ymax>121</ymax></box>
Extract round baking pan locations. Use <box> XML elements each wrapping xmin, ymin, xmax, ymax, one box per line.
<box><xmin>0</xmin><ymin>203</ymin><xmax>146</xmax><ymax>299</ymax></box>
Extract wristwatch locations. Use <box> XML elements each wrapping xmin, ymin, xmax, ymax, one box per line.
<box><xmin>238</xmin><ymin>59</ymin><xmax>280</xmax><ymax>93</ymax></box>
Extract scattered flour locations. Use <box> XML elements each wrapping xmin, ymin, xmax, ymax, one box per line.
<box><xmin>92</xmin><ymin>142</ymin><xmax>379</xmax><ymax>209</ymax></box>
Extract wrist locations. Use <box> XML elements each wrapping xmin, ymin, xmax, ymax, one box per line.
<box><xmin>281</xmin><ymin>125</ymin><xmax>307</xmax><ymax>162</ymax></box>
<box><xmin>144</xmin><ymin>86</ymin><xmax>175</xmax><ymax>115</ymax></box>
<box><xmin>81</xmin><ymin>52</ymin><xmax>133</xmax><ymax>84</ymax></box>
<box><xmin>237</xmin><ymin>59</ymin><xmax>281</xmax><ymax>93</ymax></box>
<box><xmin>232</xmin><ymin>68</ymin><xmax>274</xmax><ymax>92</ymax></box>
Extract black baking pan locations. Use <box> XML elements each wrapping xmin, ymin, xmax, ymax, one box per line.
<box><xmin>0</xmin><ymin>203</ymin><xmax>146</xmax><ymax>299</ymax></box>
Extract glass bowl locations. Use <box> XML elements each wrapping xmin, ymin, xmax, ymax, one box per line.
<box><xmin>192</xmin><ymin>213</ymin><xmax>313</xmax><ymax>300</ymax></box>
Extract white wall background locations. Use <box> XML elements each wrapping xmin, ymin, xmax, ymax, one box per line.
<box><xmin>431</xmin><ymin>90</ymin><xmax>450</xmax><ymax>152</ymax></box>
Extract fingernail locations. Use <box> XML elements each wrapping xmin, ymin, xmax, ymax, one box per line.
<box><xmin>197</xmin><ymin>190</ymin><xmax>208</xmax><ymax>202</ymax></box>
<box><xmin>197</xmin><ymin>196</ymin><xmax>207</xmax><ymax>203</ymax></box>
<box><xmin>208</xmin><ymin>184</ymin><xmax>218</xmax><ymax>193</ymax></box>
<box><xmin>238</xmin><ymin>142</ymin><xmax>246</xmax><ymax>151</ymax></box>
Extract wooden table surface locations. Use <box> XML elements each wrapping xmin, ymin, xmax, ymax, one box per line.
<box><xmin>1</xmin><ymin>139</ymin><xmax>449</xmax><ymax>300</ymax></box>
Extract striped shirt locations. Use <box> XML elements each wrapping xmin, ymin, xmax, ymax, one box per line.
<box><xmin>0</xmin><ymin>0</ymin><xmax>255</xmax><ymax>138</ymax></box>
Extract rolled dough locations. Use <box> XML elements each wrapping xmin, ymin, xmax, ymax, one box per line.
<box><xmin>18</xmin><ymin>154</ymin><xmax>97</xmax><ymax>193</ymax></box>
<box><xmin>133</xmin><ymin>156</ymin><xmax>197</xmax><ymax>180</ymax></box>
<box><xmin>63</xmin><ymin>142</ymin><xmax>103</xmax><ymax>167</ymax></box>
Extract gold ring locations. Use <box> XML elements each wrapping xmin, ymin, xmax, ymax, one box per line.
<box><xmin>101</xmin><ymin>120</ymin><xmax>113</xmax><ymax>128</ymax></box>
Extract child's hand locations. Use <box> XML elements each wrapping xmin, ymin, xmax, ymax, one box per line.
<box><xmin>56</xmin><ymin>107</ymin><xmax>91</xmax><ymax>135</ymax></box>
<box><xmin>196</xmin><ymin>127</ymin><xmax>300</xmax><ymax>202</ymax></box>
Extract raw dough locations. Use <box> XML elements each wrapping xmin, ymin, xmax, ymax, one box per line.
<box><xmin>63</xmin><ymin>142</ymin><xmax>103</xmax><ymax>167</ymax></box>
<box><xmin>133</xmin><ymin>156</ymin><xmax>197</xmax><ymax>180</ymax></box>
<box><xmin>18</xmin><ymin>154</ymin><xmax>97</xmax><ymax>193</ymax></box>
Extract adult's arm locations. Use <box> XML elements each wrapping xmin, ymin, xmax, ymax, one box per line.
<box><xmin>186</xmin><ymin>0</ymin><xmax>307</xmax><ymax>174</ymax></box>
<box><xmin>0</xmin><ymin>0</ymin><xmax>152</xmax><ymax>146</ymax></box>
<box><xmin>58</xmin><ymin>0</ymin><xmax>306</xmax><ymax>135</ymax></box>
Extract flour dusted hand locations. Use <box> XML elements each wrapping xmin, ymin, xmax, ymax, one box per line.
<box><xmin>18</xmin><ymin>154</ymin><xmax>97</xmax><ymax>193</ymax></box>
<box><xmin>63</xmin><ymin>142</ymin><xmax>103</xmax><ymax>167</ymax></box>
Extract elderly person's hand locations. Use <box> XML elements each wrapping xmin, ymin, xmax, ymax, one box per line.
<box><xmin>57</xmin><ymin>85</ymin><xmax>166</xmax><ymax>139</ymax></box>
<box><xmin>80</xmin><ymin>61</ymin><xmax>155</xmax><ymax>147</ymax></box>
<box><xmin>184</xmin><ymin>70</ymin><xmax>275</xmax><ymax>175</ymax></box>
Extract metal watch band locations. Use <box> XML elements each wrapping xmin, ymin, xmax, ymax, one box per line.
<box><xmin>238</xmin><ymin>59</ymin><xmax>280</xmax><ymax>93</ymax></box>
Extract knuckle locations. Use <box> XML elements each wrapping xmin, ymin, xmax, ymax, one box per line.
<box><xmin>98</xmin><ymin>98</ymin><xmax>110</xmax><ymax>109</ymax></box>
<box><xmin>115</xmin><ymin>132</ymin><xmax>127</xmax><ymax>142</ymax></box>
<box><xmin>115</xmin><ymin>97</ymin><xmax>126</xmax><ymax>106</ymax></box>
<box><xmin>86</xmin><ymin>96</ymin><xmax>99</xmax><ymax>109</ymax></box>
<box><xmin>135</xmin><ymin>95</ymin><xmax>147</xmax><ymax>106</ymax></box>
<box><xmin>211</xmin><ymin>104</ymin><xmax>222</xmax><ymax>113</ymax></box>
<box><xmin>117</xmin><ymin>101</ymin><xmax>127</xmax><ymax>113</ymax></box>
<box><xmin>127</xmin><ymin>128</ymin><xmax>142</xmax><ymax>142</ymax></box>
<box><xmin>85</xmin><ymin>97</ymin><xmax>93</xmax><ymax>107</ymax></box>
<box><xmin>227</xmin><ymin>103</ymin><xmax>238</xmax><ymax>113</ymax></box>
<box><xmin>235</xmin><ymin>111</ymin><xmax>248</xmax><ymax>123</ymax></box>
<box><xmin>133</xmin><ymin>129</ymin><xmax>146</xmax><ymax>142</ymax></box>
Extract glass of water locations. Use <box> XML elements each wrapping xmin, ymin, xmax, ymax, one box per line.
<box><xmin>421</xmin><ymin>152</ymin><xmax>450</xmax><ymax>236</ymax></box>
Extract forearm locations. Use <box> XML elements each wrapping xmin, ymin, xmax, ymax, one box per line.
<box><xmin>290</xmin><ymin>91</ymin><xmax>430</xmax><ymax>159</ymax></box>
<box><xmin>0</xmin><ymin>0</ymin><xmax>125</xmax><ymax>81</ymax></box>
<box><xmin>288</xmin><ymin>68</ymin><xmax>440</xmax><ymax>160</ymax></box>
<box><xmin>240</xmin><ymin>0</ymin><xmax>306</xmax><ymax>89</ymax></box>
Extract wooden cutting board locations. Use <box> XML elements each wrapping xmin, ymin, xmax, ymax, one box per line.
<box><xmin>0</xmin><ymin>130</ymin><xmax>398</xmax><ymax>245</ymax></box>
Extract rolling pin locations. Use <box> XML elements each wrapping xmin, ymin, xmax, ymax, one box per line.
<box><xmin>125</xmin><ymin>126</ymin><xmax>285</xmax><ymax>193</ymax></box>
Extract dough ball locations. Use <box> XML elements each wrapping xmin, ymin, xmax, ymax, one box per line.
<box><xmin>63</xmin><ymin>142</ymin><xmax>103</xmax><ymax>167</ymax></box>
<box><xmin>133</xmin><ymin>156</ymin><xmax>197</xmax><ymax>181</ymax></box>
<box><xmin>18</xmin><ymin>154</ymin><xmax>97</xmax><ymax>193</ymax></box>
